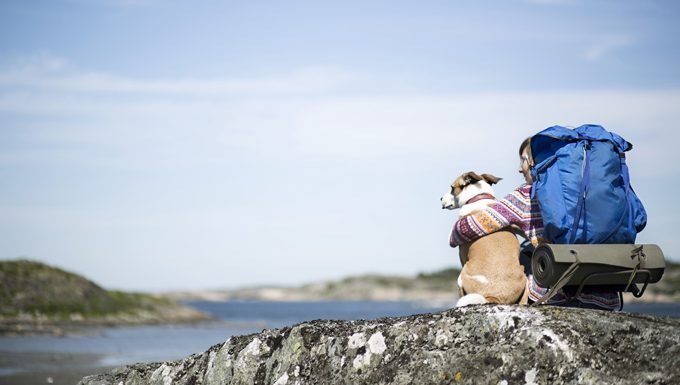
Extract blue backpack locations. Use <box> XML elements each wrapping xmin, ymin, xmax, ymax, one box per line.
<box><xmin>530</xmin><ymin>124</ymin><xmax>647</xmax><ymax>244</ymax></box>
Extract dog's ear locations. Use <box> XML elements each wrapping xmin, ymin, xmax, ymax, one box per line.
<box><xmin>481</xmin><ymin>173</ymin><xmax>502</xmax><ymax>185</ymax></box>
<box><xmin>462</xmin><ymin>171</ymin><xmax>484</xmax><ymax>186</ymax></box>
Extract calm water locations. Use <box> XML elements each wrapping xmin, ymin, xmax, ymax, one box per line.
<box><xmin>621</xmin><ymin>302</ymin><xmax>680</xmax><ymax>318</ymax></box>
<box><xmin>188</xmin><ymin>300</ymin><xmax>442</xmax><ymax>328</ymax></box>
<box><xmin>0</xmin><ymin>300</ymin><xmax>677</xmax><ymax>376</ymax></box>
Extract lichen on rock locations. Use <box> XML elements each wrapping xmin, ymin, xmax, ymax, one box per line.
<box><xmin>78</xmin><ymin>305</ymin><xmax>680</xmax><ymax>385</ymax></box>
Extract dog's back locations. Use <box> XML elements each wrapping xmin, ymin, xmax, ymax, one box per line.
<box><xmin>458</xmin><ymin>230</ymin><xmax>526</xmax><ymax>304</ymax></box>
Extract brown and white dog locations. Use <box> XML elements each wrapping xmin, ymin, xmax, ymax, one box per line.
<box><xmin>441</xmin><ymin>171</ymin><xmax>528</xmax><ymax>307</ymax></box>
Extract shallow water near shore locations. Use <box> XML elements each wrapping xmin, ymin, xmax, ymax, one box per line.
<box><xmin>0</xmin><ymin>300</ymin><xmax>677</xmax><ymax>385</ymax></box>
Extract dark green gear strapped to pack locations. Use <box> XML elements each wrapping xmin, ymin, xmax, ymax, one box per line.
<box><xmin>530</xmin><ymin>243</ymin><xmax>666</xmax><ymax>307</ymax></box>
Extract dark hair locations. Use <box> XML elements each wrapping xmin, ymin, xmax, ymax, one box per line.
<box><xmin>519</xmin><ymin>137</ymin><xmax>532</xmax><ymax>158</ymax></box>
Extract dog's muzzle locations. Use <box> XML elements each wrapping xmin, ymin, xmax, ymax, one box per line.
<box><xmin>441</xmin><ymin>192</ymin><xmax>458</xmax><ymax>210</ymax></box>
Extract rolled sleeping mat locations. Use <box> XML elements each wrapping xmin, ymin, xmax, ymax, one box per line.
<box><xmin>531</xmin><ymin>243</ymin><xmax>666</xmax><ymax>288</ymax></box>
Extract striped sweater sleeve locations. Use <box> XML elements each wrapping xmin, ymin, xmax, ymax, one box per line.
<box><xmin>449</xmin><ymin>184</ymin><xmax>544</xmax><ymax>247</ymax></box>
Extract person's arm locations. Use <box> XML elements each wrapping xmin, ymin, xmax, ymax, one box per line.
<box><xmin>449</xmin><ymin>185</ymin><xmax>533</xmax><ymax>247</ymax></box>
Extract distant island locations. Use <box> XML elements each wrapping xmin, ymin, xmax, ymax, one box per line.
<box><xmin>167</xmin><ymin>262</ymin><xmax>680</xmax><ymax>305</ymax></box>
<box><xmin>167</xmin><ymin>268</ymin><xmax>463</xmax><ymax>306</ymax></box>
<box><xmin>0</xmin><ymin>259</ymin><xmax>210</xmax><ymax>336</ymax></box>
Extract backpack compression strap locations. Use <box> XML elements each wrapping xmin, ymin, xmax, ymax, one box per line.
<box><xmin>569</xmin><ymin>141</ymin><xmax>591</xmax><ymax>244</ymax></box>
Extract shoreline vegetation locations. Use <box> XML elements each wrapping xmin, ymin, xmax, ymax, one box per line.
<box><xmin>2</xmin><ymin>259</ymin><xmax>679</xmax><ymax>336</ymax></box>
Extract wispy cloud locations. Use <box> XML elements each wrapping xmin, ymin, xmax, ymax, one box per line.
<box><xmin>525</xmin><ymin>0</ymin><xmax>575</xmax><ymax>5</ymax></box>
<box><xmin>64</xmin><ymin>0</ymin><xmax>162</xmax><ymax>7</ymax></box>
<box><xmin>585</xmin><ymin>35</ymin><xmax>635</xmax><ymax>61</ymax></box>
<box><xmin>2</xmin><ymin>56</ymin><xmax>679</xmax><ymax>177</ymax></box>
<box><xmin>0</xmin><ymin>54</ymin><xmax>356</xmax><ymax>96</ymax></box>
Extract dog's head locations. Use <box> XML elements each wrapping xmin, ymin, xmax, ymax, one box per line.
<box><xmin>441</xmin><ymin>171</ymin><xmax>502</xmax><ymax>210</ymax></box>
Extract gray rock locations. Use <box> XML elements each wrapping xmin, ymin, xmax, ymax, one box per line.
<box><xmin>78</xmin><ymin>305</ymin><xmax>680</xmax><ymax>385</ymax></box>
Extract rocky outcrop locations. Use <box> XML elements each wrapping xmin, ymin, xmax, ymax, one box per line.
<box><xmin>78</xmin><ymin>305</ymin><xmax>680</xmax><ymax>385</ymax></box>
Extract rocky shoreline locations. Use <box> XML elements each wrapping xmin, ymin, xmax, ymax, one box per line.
<box><xmin>78</xmin><ymin>304</ymin><xmax>680</xmax><ymax>385</ymax></box>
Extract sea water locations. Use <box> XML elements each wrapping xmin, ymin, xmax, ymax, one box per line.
<box><xmin>0</xmin><ymin>300</ymin><xmax>677</xmax><ymax>377</ymax></box>
<box><xmin>0</xmin><ymin>300</ymin><xmax>444</xmax><ymax>376</ymax></box>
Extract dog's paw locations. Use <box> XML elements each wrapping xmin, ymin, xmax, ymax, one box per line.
<box><xmin>456</xmin><ymin>293</ymin><xmax>488</xmax><ymax>307</ymax></box>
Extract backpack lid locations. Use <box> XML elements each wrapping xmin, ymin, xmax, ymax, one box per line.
<box><xmin>531</xmin><ymin>124</ymin><xmax>632</xmax><ymax>164</ymax></box>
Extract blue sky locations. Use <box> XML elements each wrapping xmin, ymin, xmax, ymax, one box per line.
<box><xmin>1</xmin><ymin>0</ymin><xmax>679</xmax><ymax>291</ymax></box>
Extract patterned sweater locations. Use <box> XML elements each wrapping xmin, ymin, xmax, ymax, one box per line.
<box><xmin>449</xmin><ymin>184</ymin><xmax>544</xmax><ymax>248</ymax></box>
<box><xmin>449</xmin><ymin>184</ymin><xmax>621</xmax><ymax>310</ymax></box>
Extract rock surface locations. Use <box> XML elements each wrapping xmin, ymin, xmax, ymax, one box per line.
<box><xmin>78</xmin><ymin>305</ymin><xmax>680</xmax><ymax>385</ymax></box>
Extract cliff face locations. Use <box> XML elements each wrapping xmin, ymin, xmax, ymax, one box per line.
<box><xmin>79</xmin><ymin>305</ymin><xmax>680</xmax><ymax>385</ymax></box>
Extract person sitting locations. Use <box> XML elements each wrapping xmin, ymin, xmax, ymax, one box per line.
<box><xmin>448</xmin><ymin>137</ymin><xmax>621</xmax><ymax>310</ymax></box>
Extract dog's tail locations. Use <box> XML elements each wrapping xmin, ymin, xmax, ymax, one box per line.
<box><xmin>455</xmin><ymin>293</ymin><xmax>488</xmax><ymax>307</ymax></box>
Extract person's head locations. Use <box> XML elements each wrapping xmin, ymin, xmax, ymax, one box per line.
<box><xmin>518</xmin><ymin>137</ymin><xmax>533</xmax><ymax>184</ymax></box>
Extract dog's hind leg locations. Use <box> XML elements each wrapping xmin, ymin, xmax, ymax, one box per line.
<box><xmin>518</xmin><ymin>277</ymin><xmax>529</xmax><ymax>305</ymax></box>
